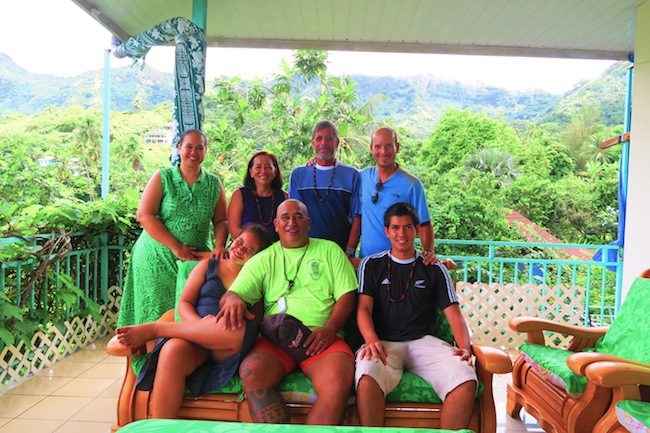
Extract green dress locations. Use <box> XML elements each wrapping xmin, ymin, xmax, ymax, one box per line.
<box><xmin>118</xmin><ymin>167</ymin><xmax>221</xmax><ymax>326</ymax></box>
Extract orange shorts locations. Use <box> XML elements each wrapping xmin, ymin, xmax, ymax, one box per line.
<box><xmin>251</xmin><ymin>335</ymin><xmax>354</xmax><ymax>374</ymax></box>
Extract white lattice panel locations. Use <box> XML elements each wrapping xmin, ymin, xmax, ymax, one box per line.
<box><xmin>457</xmin><ymin>283</ymin><xmax>585</xmax><ymax>350</ymax></box>
<box><xmin>0</xmin><ymin>286</ymin><xmax>121</xmax><ymax>394</ymax></box>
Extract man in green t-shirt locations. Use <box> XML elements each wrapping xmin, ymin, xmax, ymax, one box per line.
<box><xmin>218</xmin><ymin>199</ymin><xmax>358</xmax><ymax>425</ymax></box>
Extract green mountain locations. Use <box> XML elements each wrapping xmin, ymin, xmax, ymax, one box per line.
<box><xmin>0</xmin><ymin>52</ymin><xmax>627</xmax><ymax>133</ymax></box>
<box><xmin>0</xmin><ymin>53</ymin><xmax>174</xmax><ymax>113</ymax></box>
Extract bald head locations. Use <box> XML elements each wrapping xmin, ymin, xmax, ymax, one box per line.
<box><xmin>274</xmin><ymin>199</ymin><xmax>311</xmax><ymax>248</ymax></box>
<box><xmin>370</xmin><ymin>127</ymin><xmax>400</xmax><ymax>170</ymax></box>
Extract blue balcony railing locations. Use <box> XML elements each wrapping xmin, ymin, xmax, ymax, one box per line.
<box><xmin>1</xmin><ymin>234</ymin><xmax>622</xmax><ymax>348</ymax></box>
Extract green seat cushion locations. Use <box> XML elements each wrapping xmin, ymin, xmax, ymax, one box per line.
<box><xmin>595</xmin><ymin>278</ymin><xmax>650</xmax><ymax>364</ymax></box>
<box><xmin>386</xmin><ymin>371</ymin><xmax>443</xmax><ymax>403</ymax></box>
<box><xmin>132</xmin><ymin>359</ymin><xmax>480</xmax><ymax>404</ymax></box>
<box><xmin>616</xmin><ymin>400</ymin><xmax>650</xmax><ymax>433</ymax></box>
<box><xmin>519</xmin><ymin>343</ymin><xmax>587</xmax><ymax>395</ymax></box>
<box><xmin>119</xmin><ymin>419</ymin><xmax>475</xmax><ymax>433</ymax></box>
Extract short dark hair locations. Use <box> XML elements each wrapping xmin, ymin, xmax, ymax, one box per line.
<box><xmin>243</xmin><ymin>151</ymin><xmax>283</xmax><ymax>191</ymax></box>
<box><xmin>384</xmin><ymin>202</ymin><xmax>420</xmax><ymax>228</ymax></box>
<box><xmin>240</xmin><ymin>223</ymin><xmax>275</xmax><ymax>251</ymax></box>
<box><xmin>312</xmin><ymin>121</ymin><xmax>338</xmax><ymax>140</ymax></box>
<box><xmin>177</xmin><ymin>129</ymin><xmax>207</xmax><ymax>148</ymax></box>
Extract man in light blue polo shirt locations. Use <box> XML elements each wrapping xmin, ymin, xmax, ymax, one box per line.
<box><xmin>359</xmin><ymin>127</ymin><xmax>436</xmax><ymax>261</ymax></box>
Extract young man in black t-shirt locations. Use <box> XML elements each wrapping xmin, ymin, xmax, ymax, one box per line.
<box><xmin>355</xmin><ymin>202</ymin><xmax>477</xmax><ymax>430</ymax></box>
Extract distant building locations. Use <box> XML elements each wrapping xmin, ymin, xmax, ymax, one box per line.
<box><xmin>37</xmin><ymin>156</ymin><xmax>56</xmax><ymax>167</ymax></box>
<box><xmin>144</xmin><ymin>124</ymin><xmax>173</xmax><ymax>145</ymax></box>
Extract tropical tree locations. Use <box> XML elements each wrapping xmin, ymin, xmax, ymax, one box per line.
<box><xmin>464</xmin><ymin>148</ymin><xmax>518</xmax><ymax>188</ymax></box>
<box><xmin>74</xmin><ymin>117</ymin><xmax>102</xmax><ymax>200</ymax></box>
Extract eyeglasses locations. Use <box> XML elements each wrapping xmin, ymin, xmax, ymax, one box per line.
<box><xmin>371</xmin><ymin>181</ymin><xmax>384</xmax><ymax>204</ymax></box>
<box><xmin>230</xmin><ymin>237</ymin><xmax>256</xmax><ymax>256</ymax></box>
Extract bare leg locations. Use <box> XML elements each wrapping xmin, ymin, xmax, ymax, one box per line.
<box><xmin>239</xmin><ymin>351</ymin><xmax>289</xmax><ymax>423</ymax></box>
<box><xmin>304</xmin><ymin>352</ymin><xmax>354</xmax><ymax>425</ymax></box>
<box><xmin>117</xmin><ymin>317</ymin><xmax>245</xmax><ymax>360</ymax></box>
<box><xmin>440</xmin><ymin>380</ymin><xmax>477</xmax><ymax>430</ymax></box>
<box><xmin>150</xmin><ymin>338</ymin><xmax>208</xmax><ymax>418</ymax></box>
<box><xmin>356</xmin><ymin>374</ymin><xmax>386</xmax><ymax>426</ymax></box>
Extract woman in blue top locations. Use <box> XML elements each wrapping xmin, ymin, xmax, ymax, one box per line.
<box><xmin>228</xmin><ymin>151</ymin><xmax>287</xmax><ymax>241</ymax></box>
<box><xmin>114</xmin><ymin>224</ymin><xmax>274</xmax><ymax>419</ymax></box>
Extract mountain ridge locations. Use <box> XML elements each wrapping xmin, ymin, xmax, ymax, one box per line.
<box><xmin>0</xmin><ymin>52</ymin><xmax>627</xmax><ymax>131</ymax></box>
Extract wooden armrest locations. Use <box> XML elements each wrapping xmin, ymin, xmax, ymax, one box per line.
<box><xmin>566</xmin><ymin>352</ymin><xmax>625</xmax><ymax>375</ymax></box>
<box><xmin>472</xmin><ymin>344</ymin><xmax>513</xmax><ymax>374</ymax></box>
<box><xmin>509</xmin><ymin>316</ymin><xmax>608</xmax><ymax>345</ymax></box>
<box><xmin>159</xmin><ymin>309</ymin><xmax>176</xmax><ymax>322</ymax></box>
<box><xmin>585</xmin><ymin>360</ymin><xmax>650</xmax><ymax>387</ymax></box>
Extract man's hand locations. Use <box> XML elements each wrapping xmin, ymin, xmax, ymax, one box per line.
<box><xmin>453</xmin><ymin>346</ymin><xmax>474</xmax><ymax>367</ymax></box>
<box><xmin>359</xmin><ymin>340</ymin><xmax>387</xmax><ymax>365</ymax></box>
<box><xmin>422</xmin><ymin>250</ymin><xmax>439</xmax><ymax>265</ymax></box>
<box><xmin>305</xmin><ymin>156</ymin><xmax>317</xmax><ymax>166</ymax></box>
<box><xmin>303</xmin><ymin>326</ymin><xmax>336</xmax><ymax>356</ymax></box>
<box><xmin>215</xmin><ymin>293</ymin><xmax>253</xmax><ymax>330</ymax></box>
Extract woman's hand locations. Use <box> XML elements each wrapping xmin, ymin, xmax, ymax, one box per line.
<box><xmin>172</xmin><ymin>243</ymin><xmax>199</xmax><ymax>261</ymax></box>
<box><xmin>211</xmin><ymin>246</ymin><xmax>229</xmax><ymax>260</ymax></box>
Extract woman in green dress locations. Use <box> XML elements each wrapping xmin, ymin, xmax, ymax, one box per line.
<box><xmin>118</xmin><ymin>130</ymin><xmax>228</xmax><ymax>327</ymax></box>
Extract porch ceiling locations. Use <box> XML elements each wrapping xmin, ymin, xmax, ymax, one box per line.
<box><xmin>72</xmin><ymin>0</ymin><xmax>644</xmax><ymax>61</ymax></box>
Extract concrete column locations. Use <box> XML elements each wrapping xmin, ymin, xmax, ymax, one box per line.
<box><xmin>622</xmin><ymin>1</ymin><xmax>650</xmax><ymax>295</ymax></box>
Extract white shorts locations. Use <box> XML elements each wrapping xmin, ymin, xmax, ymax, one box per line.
<box><xmin>354</xmin><ymin>335</ymin><xmax>477</xmax><ymax>401</ymax></box>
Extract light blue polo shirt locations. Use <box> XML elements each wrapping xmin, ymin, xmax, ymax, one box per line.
<box><xmin>359</xmin><ymin>166</ymin><xmax>431</xmax><ymax>257</ymax></box>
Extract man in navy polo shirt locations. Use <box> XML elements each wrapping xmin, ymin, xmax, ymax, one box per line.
<box><xmin>288</xmin><ymin>121</ymin><xmax>361</xmax><ymax>256</ymax></box>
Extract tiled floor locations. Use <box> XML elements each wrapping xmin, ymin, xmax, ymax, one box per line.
<box><xmin>0</xmin><ymin>337</ymin><xmax>541</xmax><ymax>432</ymax></box>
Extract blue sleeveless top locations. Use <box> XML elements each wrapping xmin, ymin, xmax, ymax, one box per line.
<box><xmin>239</xmin><ymin>186</ymin><xmax>285</xmax><ymax>240</ymax></box>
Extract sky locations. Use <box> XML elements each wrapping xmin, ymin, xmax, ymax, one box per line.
<box><xmin>0</xmin><ymin>0</ymin><xmax>617</xmax><ymax>95</ymax></box>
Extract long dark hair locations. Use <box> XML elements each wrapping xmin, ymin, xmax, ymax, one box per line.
<box><xmin>243</xmin><ymin>151</ymin><xmax>283</xmax><ymax>191</ymax></box>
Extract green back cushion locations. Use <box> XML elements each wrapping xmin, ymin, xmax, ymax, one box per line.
<box><xmin>595</xmin><ymin>278</ymin><xmax>650</xmax><ymax>363</ymax></box>
<box><xmin>174</xmin><ymin>260</ymin><xmax>200</xmax><ymax>321</ymax></box>
<box><xmin>431</xmin><ymin>308</ymin><xmax>455</xmax><ymax>345</ymax></box>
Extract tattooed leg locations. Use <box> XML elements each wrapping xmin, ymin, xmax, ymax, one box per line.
<box><xmin>239</xmin><ymin>351</ymin><xmax>289</xmax><ymax>423</ymax></box>
<box><xmin>247</xmin><ymin>387</ymin><xmax>290</xmax><ymax>423</ymax></box>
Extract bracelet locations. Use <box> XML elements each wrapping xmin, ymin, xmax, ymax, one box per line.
<box><xmin>345</xmin><ymin>247</ymin><xmax>356</xmax><ymax>257</ymax></box>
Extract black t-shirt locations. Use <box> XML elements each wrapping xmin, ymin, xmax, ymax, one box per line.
<box><xmin>358</xmin><ymin>251</ymin><xmax>457</xmax><ymax>342</ymax></box>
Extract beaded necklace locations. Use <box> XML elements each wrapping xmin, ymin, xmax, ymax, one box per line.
<box><xmin>385</xmin><ymin>253</ymin><xmax>418</xmax><ymax>303</ymax></box>
<box><xmin>253</xmin><ymin>190</ymin><xmax>275</xmax><ymax>225</ymax></box>
<box><xmin>312</xmin><ymin>162</ymin><xmax>337</xmax><ymax>203</ymax></box>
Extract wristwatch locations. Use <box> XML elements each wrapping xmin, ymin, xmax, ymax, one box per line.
<box><xmin>345</xmin><ymin>247</ymin><xmax>356</xmax><ymax>257</ymax></box>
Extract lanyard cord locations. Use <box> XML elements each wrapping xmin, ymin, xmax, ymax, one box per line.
<box><xmin>281</xmin><ymin>242</ymin><xmax>310</xmax><ymax>292</ymax></box>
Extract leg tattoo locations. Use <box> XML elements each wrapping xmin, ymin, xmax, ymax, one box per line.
<box><xmin>247</xmin><ymin>387</ymin><xmax>290</xmax><ymax>423</ymax></box>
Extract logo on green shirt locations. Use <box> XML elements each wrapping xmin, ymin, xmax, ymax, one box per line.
<box><xmin>308</xmin><ymin>259</ymin><xmax>324</xmax><ymax>280</ymax></box>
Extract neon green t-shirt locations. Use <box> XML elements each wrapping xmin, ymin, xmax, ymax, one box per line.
<box><xmin>229</xmin><ymin>238</ymin><xmax>357</xmax><ymax>329</ymax></box>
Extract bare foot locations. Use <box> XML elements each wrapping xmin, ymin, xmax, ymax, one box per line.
<box><xmin>115</xmin><ymin>323</ymin><xmax>157</xmax><ymax>349</ymax></box>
